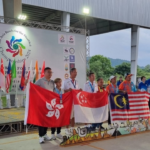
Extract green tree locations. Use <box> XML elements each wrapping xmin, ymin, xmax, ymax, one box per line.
<box><xmin>144</xmin><ymin>65</ymin><xmax>150</xmax><ymax>72</ymax></box>
<box><xmin>114</xmin><ymin>62</ymin><xmax>130</xmax><ymax>76</ymax></box>
<box><xmin>89</xmin><ymin>55</ymin><xmax>113</xmax><ymax>79</ymax></box>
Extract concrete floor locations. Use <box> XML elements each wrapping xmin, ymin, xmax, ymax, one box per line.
<box><xmin>0</xmin><ymin>130</ymin><xmax>150</xmax><ymax>150</ymax></box>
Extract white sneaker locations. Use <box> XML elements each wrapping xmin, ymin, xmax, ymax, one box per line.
<box><xmin>39</xmin><ymin>137</ymin><xmax>44</xmax><ymax>144</ymax></box>
<box><xmin>56</xmin><ymin>133</ymin><xmax>63</xmax><ymax>139</ymax></box>
<box><xmin>65</xmin><ymin>129</ymin><xmax>72</xmax><ymax>136</ymax></box>
<box><xmin>50</xmin><ymin>134</ymin><xmax>56</xmax><ymax>140</ymax></box>
<box><xmin>43</xmin><ymin>134</ymin><xmax>51</xmax><ymax>141</ymax></box>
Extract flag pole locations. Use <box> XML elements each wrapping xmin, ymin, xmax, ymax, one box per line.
<box><xmin>0</xmin><ymin>90</ymin><xmax>3</xmax><ymax>109</ymax></box>
<box><xmin>15</xmin><ymin>83</ymin><xmax>19</xmax><ymax>108</ymax></box>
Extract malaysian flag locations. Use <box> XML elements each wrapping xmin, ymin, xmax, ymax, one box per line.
<box><xmin>109</xmin><ymin>92</ymin><xmax>150</xmax><ymax>122</ymax></box>
<box><xmin>6</xmin><ymin>60</ymin><xmax>11</xmax><ymax>93</ymax></box>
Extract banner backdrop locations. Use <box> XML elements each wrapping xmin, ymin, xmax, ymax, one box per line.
<box><xmin>0</xmin><ymin>23</ymin><xmax>86</xmax><ymax>94</ymax></box>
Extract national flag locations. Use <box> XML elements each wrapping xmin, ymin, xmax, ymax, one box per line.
<box><xmin>27</xmin><ymin>61</ymin><xmax>32</xmax><ymax>81</ymax></box>
<box><xmin>24</xmin><ymin>82</ymin><xmax>73</xmax><ymax>127</ymax></box>
<box><xmin>40</xmin><ymin>61</ymin><xmax>45</xmax><ymax>78</ymax></box>
<box><xmin>33</xmin><ymin>61</ymin><xmax>39</xmax><ymax>83</ymax></box>
<box><xmin>20</xmin><ymin>60</ymin><xmax>25</xmax><ymax>90</ymax></box>
<box><xmin>109</xmin><ymin>92</ymin><xmax>150</xmax><ymax>122</ymax></box>
<box><xmin>9</xmin><ymin>59</ymin><xmax>16</xmax><ymax>91</ymax></box>
<box><xmin>6</xmin><ymin>60</ymin><xmax>11</xmax><ymax>93</ymax></box>
<box><xmin>0</xmin><ymin>58</ymin><xmax>5</xmax><ymax>92</ymax></box>
<box><xmin>73</xmin><ymin>90</ymin><xmax>108</xmax><ymax>123</ymax></box>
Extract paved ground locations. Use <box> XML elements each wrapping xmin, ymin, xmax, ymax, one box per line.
<box><xmin>0</xmin><ymin>130</ymin><xmax>150</xmax><ymax>150</ymax></box>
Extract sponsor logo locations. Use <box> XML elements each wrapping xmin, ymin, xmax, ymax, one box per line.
<box><xmin>60</xmin><ymin>35</ymin><xmax>65</xmax><ymax>43</ymax></box>
<box><xmin>70</xmin><ymin>63</ymin><xmax>75</xmax><ymax>70</ymax></box>
<box><xmin>68</xmin><ymin>35</ymin><xmax>75</xmax><ymax>45</ymax></box>
<box><xmin>58</xmin><ymin>34</ymin><xmax>66</xmax><ymax>44</ymax></box>
<box><xmin>63</xmin><ymin>47</ymin><xmax>69</xmax><ymax>55</ymax></box>
<box><xmin>65</xmin><ymin>73</ymin><xmax>69</xmax><ymax>79</ymax></box>
<box><xmin>64</xmin><ymin>56</ymin><xmax>69</xmax><ymax>62</ymax></box>
<box><xmin>69</xmin><ymin>48</ymin><xmax>75</xmax><ymax>54</ymax></box>
<box><xmin>69</xmin><ymin>55</ymin><xmax>75</xmax><ymax>62</ymax></box>
<box><xmin>64</xmin><ymin>63</ymin><xmax>69</xmax><ymax>71</ymax></box>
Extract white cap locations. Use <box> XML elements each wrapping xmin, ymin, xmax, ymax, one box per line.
<box><xmin>109</xmin><ymin>75</ymin><xmax>116</xmax><ymax>81</ymax></box>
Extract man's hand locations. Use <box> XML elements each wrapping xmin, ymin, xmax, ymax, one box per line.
<box><xmin>68</xmin><ymin>88</ymin><xmax>72</xmax><ymax>91</ymax></box>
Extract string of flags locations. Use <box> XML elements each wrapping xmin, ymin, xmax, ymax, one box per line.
<box><xmin>0</xmin><ymin>58</ymin><xmax>45</xmax><ymax>93</ymax></box>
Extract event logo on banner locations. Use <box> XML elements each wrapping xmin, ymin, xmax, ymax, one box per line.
<box><xmin>58</xmin><ymin>34</ymin><xmax>67</xmax><ymax>44</ymax></box>
<box><xmin>68</xmin><ymin>35</ymin><xmax>75</xmax><ymax>45</ymax></box>
<box><xmin>0</xmin><ymin>29</ymin><xmax>31</xmax><ymax>63</ymax></box>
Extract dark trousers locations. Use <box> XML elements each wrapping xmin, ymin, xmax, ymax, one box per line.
<box><xmin>38</xmin><ymin>126</ymin><xmax>48</xmax><ymax>137</ymax></box>
<box><xmin>51</xmin><ymin>127</ymin><xmax>61</xmax><ymax>134</ymax></box>
<box><xmin>108</xmin><ymin>111</ymin><xmax>111</xmax><ymax>125</ymax></box>
<box><xmin>92</xmin><ymin>123</ymin><xmax>102</xmax><ymax>129</ymax></box>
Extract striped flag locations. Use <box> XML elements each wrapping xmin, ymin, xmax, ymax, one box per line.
<box><xmin>27</xmin><ymin>61</ymin><xmax>32</xmax><ymax>81</ymax></box>
<box><xmin>109</xmin><ymin>92</ymin><xmax>150</xmax><ymax>122</ymax></box>
<box><xmin>0</xmin><ymin>58</ymin><xmax>5</xmax><ymax>92</ymax></box>
<box><xmin>20</xmin><ymin>60</ymin><xmax>26</xmax><ymax>90</ymax></box>
<box><xmin>33</xmin><ymin>61</ymin><xmax>39</xmax><ymax>83</ymax></box>
<box><xmin>6</xmin><ymin>60</ymin><xmax>11</xmax><ymax>93</ymax></box>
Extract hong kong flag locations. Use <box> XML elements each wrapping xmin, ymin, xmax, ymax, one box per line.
<box><xmin>24</xmin><ymin>82</ymin><xmax>73</xmax><ymax>127</ymax></box>
<box><xmin>73</xmin><ymin>90</ymin><xmax>108</xmax><ymax>123</ymax></box>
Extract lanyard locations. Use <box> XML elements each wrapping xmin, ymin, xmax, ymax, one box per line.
<box><xmin>71</xmin><ymin>80</ymin><xmax>76</xmax><ymax>89</ymax></box>
<box><xmin>89</xmin><ymin>82</ymin><xmax>94</xmax><ymax>93</ymax></box>
<box><xmin>55</xmin><ymin>88</ymin><xmax>62</xmax><ymax>100</ymax></box>
<box><xmin>111</xmin><ymin>84</ymin><xmax>117</xmax><ymax>93</ymax></box>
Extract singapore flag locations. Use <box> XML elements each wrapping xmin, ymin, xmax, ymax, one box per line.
<box><xmin>73</xmin><ymin>90</ymin><xmax>108</xmax><ymax>123</ymax></box>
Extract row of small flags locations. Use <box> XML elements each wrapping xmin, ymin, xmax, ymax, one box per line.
<box><xmin>0</xmin><ymin>58</ymin><xmax>45</xmax><ymax>93</ymax></box>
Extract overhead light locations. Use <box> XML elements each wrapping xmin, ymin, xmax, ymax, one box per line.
<box><xmin>18</xmin><ymin>14</ymin><xmax>27</xmax><ymax>20</ymax></box>
<box><xmin>83</xmin><ymin>8</ymin><xmax>89</xmax><ymax>14</ymax></box>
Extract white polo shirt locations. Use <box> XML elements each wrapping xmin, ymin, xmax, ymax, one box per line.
<box><xmin>84</xmin><ymin>81</ymin><xmax>98</xmax><ymax>93</ymax></box>
<box><xmin>64</xmin><ymin>78</ymin><xmax>79</xmax><ymax>90</ymax></box>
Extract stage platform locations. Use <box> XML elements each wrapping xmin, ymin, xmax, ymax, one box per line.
<box><xmin>0</xmin><ymin>108</ymin><xmax>25</xmax><ymax>124</ymax></box>
<box><xmin>0</xmin><ymin>108</ymin><xmax>37</xmax><ymax>135</ymax></box>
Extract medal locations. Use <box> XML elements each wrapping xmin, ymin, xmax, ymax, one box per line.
<box><xmin>60</xmin><ymin>99</ymin><xmax>62</xmax><ymax>104</ymax></box>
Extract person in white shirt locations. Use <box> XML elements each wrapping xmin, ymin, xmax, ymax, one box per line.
<box><xmin>84</xmin><ymin>72</ymin><xmax>98</xmax><ymax>128</ymax></box>
<box><xmin>63</xmin><ymin>68</ymin><xmax>81</xmax><ymax>135</ymax></box>
<box><xmin>84</xmin><ymin>72</ymin><xmax>98</xmax><ymax>93</ymax></box>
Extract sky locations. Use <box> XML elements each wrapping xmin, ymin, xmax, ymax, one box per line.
<box><xmin>90</xmin><ymin>28</ymin><xmax>150</xmax><ymax>67</ymax></box>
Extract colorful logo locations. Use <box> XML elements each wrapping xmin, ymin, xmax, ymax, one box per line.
<box><xmin>70</xmin><ymin>36</ymin><xmax>73</xmax><ymax>41</ymax></box>
<box><xmin>69</xmin><ymin>55</ymin><xmax>75</xmax><ymax>62</ymax></box>
<box><xmin>6</xmin><ymin>36</ymin><xmax>26</xmax><ymax>57</ymax></box>
<box><xmin>69</xmin><ymin>48</ymin><xmax>75</xmax><ymax>54</ymax></box>
<box><xmin>64</xmin><ymin>73</ymin><xmax>69</xmax><ymax>79</ymax></box>
<box><xmin>60</xmin><ymin>36</ymin><xmax>65</xmax><ymax>42</ymax></box>
<box><xmin>65</xmin><ymin>64</ymin><xmax>68</xmax><ymax>71</ymax></box>
<box><xmin>70</xmin><ymin>63</ymin><xmax>75</xmax><ymax>70</ymax></box>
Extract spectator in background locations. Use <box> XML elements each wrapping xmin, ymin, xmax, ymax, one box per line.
<box><xmin>107</xmin><ymin>79</ymin><xmax>110</xmax><ymax>85</ymax></box>
<box><xmin>106</xmin><ymin>76</ymin><xmax>118</xmax><ymax>94</ymax></box>
<box><xmin>119</xmin><ymin>73</ymin><xmax>137</xmax><ymax>93</ymax></box>
<box><xmin>117</xmin><ymin>76</ymin><xmax>123</xmax><ymax>87</ymax></box>
<box><xmin>138</xmin><ymin>76</ymin><xmax>147</xmax><ymax>92</ymax></box>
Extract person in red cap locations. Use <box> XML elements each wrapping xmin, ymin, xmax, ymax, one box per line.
<box><xmin>119</xmin><ymin>73</ymin><xmax>137</xmax><ymax>93</ymax></box>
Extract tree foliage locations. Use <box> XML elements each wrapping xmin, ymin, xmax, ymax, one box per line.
<box><xmin>89</xmin><ymin>55</ymin><xmax>113</xmax><ymax>79</ymax></box>
<box><xmin>114</xmin><ymin>62</ymin><xmax>130</xmax><ymax>76</ymax></box>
